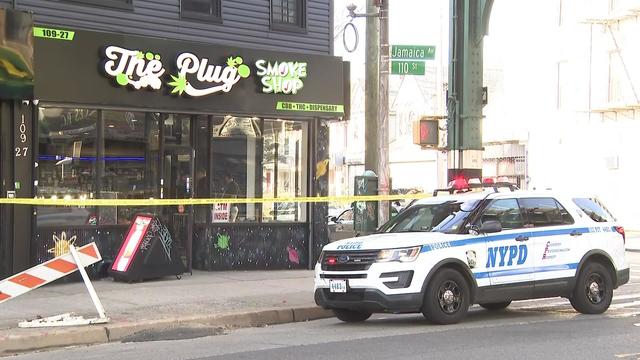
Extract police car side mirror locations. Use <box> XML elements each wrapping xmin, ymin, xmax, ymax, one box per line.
<box><xmin>479</xmin><ymin>220</ymin><xmax>502</xmax><ymax>234</ymax></box>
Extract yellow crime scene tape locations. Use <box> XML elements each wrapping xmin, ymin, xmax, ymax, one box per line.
<box><xmin>0</xmin><ymin>193</ymin><xmax>433</xmax><ymax>206</ymax></box>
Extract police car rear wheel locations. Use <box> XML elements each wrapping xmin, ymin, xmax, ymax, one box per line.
<box><xmin>479</xmin><ymin>301</ymin><xmax>511</xmax><ymax>310</ymax></box>
<box><xmin>422</xmin><ymin>268</ymin><xmax>470</xmax><ymax>324</ymax></box>
<box><xmin>333</xmin><ymin>309</ymin><xmax>372</xmax><ymax>322</ymax></box>
<box><xmin>570</xmin><ymin>262</ymin><xmax>613</xmax><ymax>314</ymax></box>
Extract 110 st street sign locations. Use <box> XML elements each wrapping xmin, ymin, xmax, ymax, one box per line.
<box><xmin>390</xmin><ymin>45</ymin><xmax>435</xmax><ymax>76</ymax></box>
<box><xmin>391</xmin><ymin>61</ymin><xmax>425</xmax><ymax>75</ymax></box>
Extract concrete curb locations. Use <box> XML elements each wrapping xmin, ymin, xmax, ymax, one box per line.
<box><xmin>0</xmin><ymin>306</ymin><xmax>334</xmax><ymax>356</ymax></box>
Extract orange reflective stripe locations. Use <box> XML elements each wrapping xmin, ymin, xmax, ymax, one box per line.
<box><xmin>9</xmin><ymin>273</ymin><xmax>46</xmax><ymax>288</ymax></box>
<box><xmin>45</xmin><ymin>258</ymin><xmax>78</xmax><ymax>273</ymax></box>
<box><xmin>79</xmin><ymin>245</ymin><xmax>98</xmax><ymax>259</ymax></box>
<box><xmin>0</xmin><ymin>292</ymin><xmax>10</xmax><ymax>301</ymax></box>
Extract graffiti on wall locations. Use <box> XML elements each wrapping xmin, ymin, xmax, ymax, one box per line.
<box><xmin>193</xmin><ymin>224</ymin><xmax>308</xmax><ymax>271</ymax></box>
<box><xmin>48</xmin><ymin>232</ymin><xmax>78</xmax><ymax>257</ymax></box>
<box><xmin>34</xmin><ymin>226</ymin><xmax>128</xmax><ymax>278</ymax></box>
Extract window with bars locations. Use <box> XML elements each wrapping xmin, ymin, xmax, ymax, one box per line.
<box><xmin>63</xmin><ymin>0</ymin><xmax>133</xmax><ymax>10</ymax></box>
<box><xmin>181</xmin><ymin>0</ymin><xmax>222</xmax><ymax>22</ymax></box>
<box><xmin>271</xmin><ymin>0</ymin><xmax>306</xmax><ymax>32</ymax></box>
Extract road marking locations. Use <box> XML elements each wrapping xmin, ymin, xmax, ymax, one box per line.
<box><xmin>514</xmin><ymin>293</ymin><xmax>640</xmax><ymax>307</ymax></box>
<box><xmin>609</xmin><ymin>301</ymin><xmax>640</xmax><ymax>310</ymax></box>
<box><xmin>609</xmin><ymin>311</ymin><xmax>640</xmax><ymax>318</ymax></box>
<box><xmin>615</xmin><ymin>353</ymin><xmax>640</xmax><ymax>359</ymax></box>
<box><xmin>515</xmin><ymin>297</ymin><xmax>640</xmax><ymax>311</ymax></box>
<box><xmin>613</xmin><ymin>294</ymin><xmax>640</xmax><ymax>301</ymax></box>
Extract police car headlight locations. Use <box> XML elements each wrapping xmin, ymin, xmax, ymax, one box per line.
<box><xmin>376</xmin><ymin>246</ymin><xmax>421</xmax><ymax>263</ymax></box>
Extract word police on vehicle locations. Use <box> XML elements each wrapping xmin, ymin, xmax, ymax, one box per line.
<box><xmin>314</xmin><ymin>179</ymin><xmax>629</xmax><ymax>324</ymax></box>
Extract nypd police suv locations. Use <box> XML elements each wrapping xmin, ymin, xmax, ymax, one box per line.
<box><xmin>314</xmin><ymin>185</ymin><xmax>630</xmax><ymax>324</ymax></box>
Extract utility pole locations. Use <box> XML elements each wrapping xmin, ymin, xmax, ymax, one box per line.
<box><xmin>350</xmin><ymin>0</ymin><xmax>388</xmax><ymax>227</ymax></box>
<box><xmin>377</xmin><ymin>0</ymin><xmax>390</xmax><ymax>224</ymax></box>
<box><xmin>364</xmin><ymin>0</ymin><xmax>379</xmax><ymax>174</ymax></box>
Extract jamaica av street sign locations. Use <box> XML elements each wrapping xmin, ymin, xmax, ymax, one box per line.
<box><xmin>391</xmin><ymin>45</ymin><xmax>435</xmax><ymax>60</ymax></box>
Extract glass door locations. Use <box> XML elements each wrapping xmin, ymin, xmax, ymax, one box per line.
<box><xmin>162</xmin><ymin>145</ymin><xmax>194</xmax><ymax>272</ymax></box>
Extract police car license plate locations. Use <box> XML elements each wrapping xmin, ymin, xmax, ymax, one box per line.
<box><xmin>329</xmin><ymin>279</ymin><xmax>347</xmax><ymax>293</ymax></box>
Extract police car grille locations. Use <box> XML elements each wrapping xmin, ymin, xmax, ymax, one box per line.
<box><xmin>321</xmin><ymin>250</ymin><xmax>379</xmax><ymax>271</ymax></box>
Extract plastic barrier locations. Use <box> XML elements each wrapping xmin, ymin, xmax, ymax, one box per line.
<box><xmin>0</xmin><ymin>243</ymin><xmax>109</xmax><ymax>327</ymax></box>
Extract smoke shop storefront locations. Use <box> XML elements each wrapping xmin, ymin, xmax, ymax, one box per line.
<box><xmin>0</xmin><ymin>27</ymin><xmax>348</xmax><ymax>277</ymax></box>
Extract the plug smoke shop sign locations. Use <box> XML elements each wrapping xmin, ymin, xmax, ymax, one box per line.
<box><xmin>102</xmin><ymin>46</ymin><xmax>252</xmax><ymax>96</ymax></box>
<box><xmin>33</xmin><ymin>28</ymin><xmax>347</xmax><ymax>116</ymax></box>
<box><xmin>102</xmin><ymin>46</ymin><xmax>310</xmax><ymax>98</ymax></box>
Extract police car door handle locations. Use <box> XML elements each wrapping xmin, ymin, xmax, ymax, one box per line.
<box><xmin>515</xmin><ymin>235</ymin><xmax>529</xmax><ymax>242</ymax></box>
<box><xmin>570</xmin><ymin>230</ymin><xmax>583</xmax><ymax>237</ymax></box>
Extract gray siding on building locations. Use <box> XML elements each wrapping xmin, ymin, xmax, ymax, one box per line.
<box><xmin>2</xmin><ymin>0</ymin><xmax>331</xmax><ymax>54</ymax></box>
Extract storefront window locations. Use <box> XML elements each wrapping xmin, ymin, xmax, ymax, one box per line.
<box><xmin>262</xmin><ymin>119</ymin><xmax>308</xmax><ymax>222</ymax></box>
<box><xmin>205</xmin><ymin>116</ymin><xmax>309</xmax><ymax>223</ymax></box>
<box><xmin>36</xmin><ymin>109</ymin><xmax>310</xmax><ymax>226</ymax></box>
<box><xmin>211</xmin><ymin>116</ymin><xmax>261</xmax><ymax>222</ymax></box>
<box><xmin>37</xmin><ymin>107</ymin><xmax>97</xmax><ymax>226</ymax></box>
<box><xmin>101</xmin><ymin>111</ymin><xmax>160</xmax><ymax>224</ymax></box>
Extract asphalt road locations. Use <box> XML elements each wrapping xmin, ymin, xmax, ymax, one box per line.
<box><xmin>10</xmin><ymin>252</ymin><xmax>640</xmax><ymax>360</ymax></box>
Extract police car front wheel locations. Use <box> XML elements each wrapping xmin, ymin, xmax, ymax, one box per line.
<box><xmin>422</xmin><ymin>268</ymin><xmax>470</xmax><ymax>325</ymax></box>
<box><xmin>333</xmin><ymin>309</ymin><xmax>372</xmax><ymax>322</ymax></box>
<box><xmin>569</xmin><ymin>262</ymin><xmax>614</xmax><ymax>315</ymax></box>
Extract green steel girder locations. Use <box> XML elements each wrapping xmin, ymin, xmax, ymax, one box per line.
<box><xmin>447</xmin><ymin>0</ymin><xmax>493</xmax><ymax>151</ymax></box>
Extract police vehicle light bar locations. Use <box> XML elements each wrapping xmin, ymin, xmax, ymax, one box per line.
<box><xmin>432</xmin><ymin>177</ymin><xmax>518</xmax><ymax>196</ymax></box>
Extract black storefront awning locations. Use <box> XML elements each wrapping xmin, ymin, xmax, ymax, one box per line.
<box><xmin>34</xmin><ymin>27</ymin><xmax>349</xmax><ymax>118</ymax></box>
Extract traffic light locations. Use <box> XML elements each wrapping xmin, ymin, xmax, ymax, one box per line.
<box><xmin>413</xmin><ymin>118</ymin><xmax>439</xmax><ymax>147</ymax></box>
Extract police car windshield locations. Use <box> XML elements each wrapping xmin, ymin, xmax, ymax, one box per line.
<box><xmin>378</xmin><ymin>199</ymin><xmax>480</xmax><ymax>234</ymax></box>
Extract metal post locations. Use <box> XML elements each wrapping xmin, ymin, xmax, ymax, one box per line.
<box><xmin>364</xmin><ymin>0</ymin><xmax>379</xmax><ymax>172</ymax></box>
<box><xmin>69</xmin><ymin>245</ymin><xmax>107</xmax><ymax>320</ymax></box>
<box><xmin>377</xmin><ymin>0</ymin><xmax>390</xmax><ymax>224</ymax></box>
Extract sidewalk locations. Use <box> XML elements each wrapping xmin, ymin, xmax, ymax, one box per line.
<box><xmin>0</xmin><ymin>270</ymin><xmax>331</xmax><ymax>355</ymax></box>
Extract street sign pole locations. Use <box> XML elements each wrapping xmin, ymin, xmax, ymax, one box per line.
<box><xmin>364</xmin><ymin>0</ymin><xmax>379</xmax><ymax>179</ymax></box>
<box><xmin>378</xmin><ymin>0</ymin><xmax>390</xmax><ymax>225</ymax></box>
